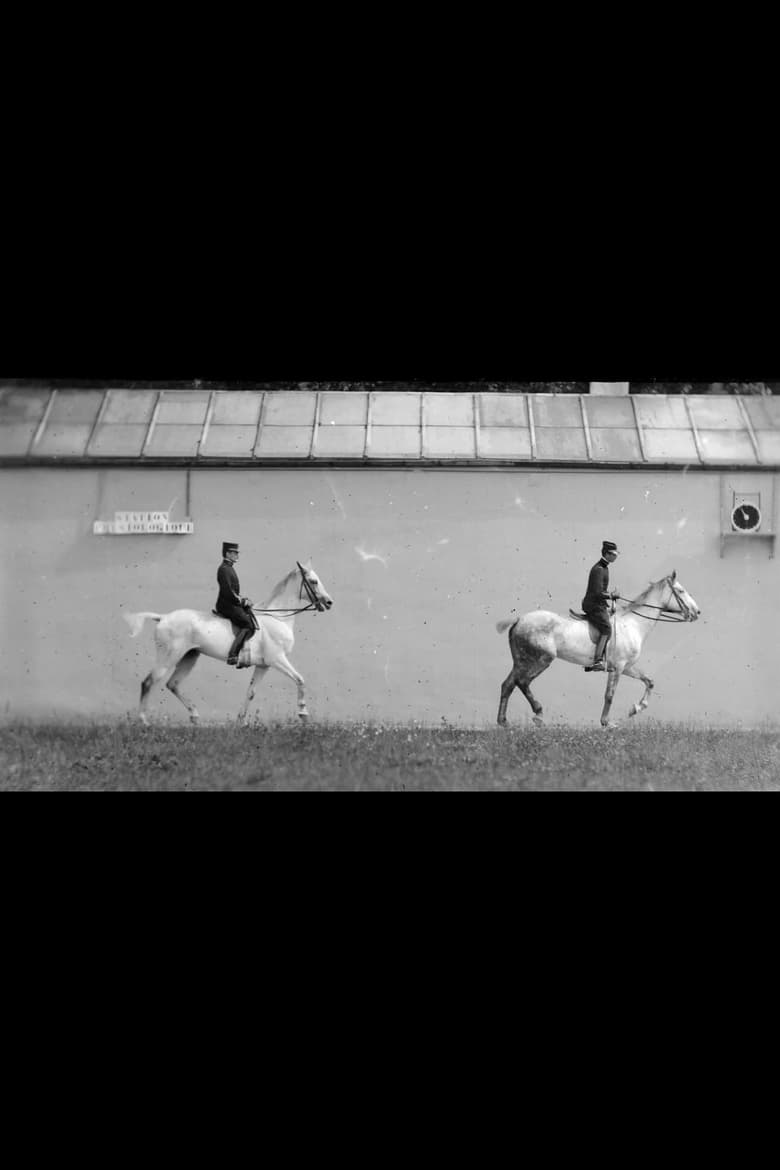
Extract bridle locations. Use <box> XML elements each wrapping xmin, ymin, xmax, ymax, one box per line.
<box><xmin>618</xmin><ymin>576</ymin><xmax>695</xmax><ymax>623</ymax></box>
<box><xmin>296</xmin><ymin>561</ymin><xmax>325</xmax><ymax>611</ymax></box>
<box><xmin>250</xmin><ymin>563</ymin><xmax>324</xmax><ymax>617</ymax></box>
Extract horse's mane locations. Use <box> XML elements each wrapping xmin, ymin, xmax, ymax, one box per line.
<box><xmin>263</xmin><ymin>566</ymin><xmax>300</xmax><ymax>606</ymax></box>
<box><xmin>621</xmin><ymin>576</ymin><xmax>670</xmax><ymax>612</ymax></box>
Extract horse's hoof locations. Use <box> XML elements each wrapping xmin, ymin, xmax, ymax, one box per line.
<box><xmin>532</xmin><ymin>716</ymin><xmax>544</xmax><ymax>728</ymax></box>
<box><xmin>497</xmin><ymin>719</ymin><xmax>507</xmax><ymax>728</ymax></box>
<box><xmin>298</xmin><ymin>712</ymin><xmax>309</xmax><ymax>721</ymax></box>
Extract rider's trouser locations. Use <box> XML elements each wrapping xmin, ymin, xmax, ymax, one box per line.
<box><xmin>219</xmin><ymin>604</ymin><xmax>255</xmax><ymax>660</ymax></box>
<box><xmin>584</xmin><ymin>604</ymin><xmax>612</xmax><ymax>661</ymax></box>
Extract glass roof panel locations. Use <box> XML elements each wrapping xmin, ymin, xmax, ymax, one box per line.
<box><xmin>370</xmin><ymin>393</ymin><xmax>421</xmax><ymax>426</ymax></box>
<box><xmin>0</xmin><ymin>387</ymin><xmax>50</xmax><ymax>422</ymax></box>
<box><xmin>262</xmin><ymin>392</ymin><xmax>317</xmax><ymax>426</ymax></box>
<box><xmin>584</xmin><ymin>397</ymin><xmax>636</xmax><ymax>428</ymax></box>
<box><xmin>697</xmin><ymin>430</ymin><xmax>757</xmax><ymax>463</ymax></box>
<box><xmin>35</xmin><ymin>424</ymin><xmax>93</xmax><ymax>456</ymax></box>
<box><xmin>102</xmin><ymin>390</ymin><xmax>158</xmax><ymax>424</ymax></box>
<box><xmin>423</xmin><ymin>426</ymin><xmax>476</xmax><ymax>458</ymax></box>
<box><xmin>534</xmin><ymin>427</ymin><xmax>588</xmax><ymax>460</ymax></box>
<box><xmin>366</xmin><ymin>426</ymin><xmax>421</xmax><ymax>458</ymax></box>
<box><xmin>0</xmin><ymin>423</ymin><xmax>37</xmax><ymax>455</ymax></box>
<box><xmin>686</xmin><ymin>397</ymin><xmax>744</xmax><ymax>430</ymax></box>
<box><xmin>211</xmin><ymin>392</ymin><xmax>263</xmax><ymax>426</ymax></box>
<box><xmin>588</xmin><ymin>427</ymin><xmax>643</xmax><ymax>462</ymax></box>
<box><xmin>477</xmin><ymin>427</ymin><xmax>532</xmax><ymax>459</ymax></box>
<box><xmin>313</xmin><ymin>425</ymin><xmax>366</xmax><ymax>457</ymax></box>
<box><xmin>641</xmin><ymin>430</ymin><xmax>700</xmax><ymax>462</ymax></box>
<box><xmin>48</xmin><ymin>390</ymin><xmax>105</xmax><ymax>424</ymax></box>
<box><xmin>156</xmin><ymin>393</ymin><xmax>210</xmax><ymax>425</ymax></box>
<box><xmin>88</xmin><ymin>425</ymin><xmax>149</xmax><ymax>457</ymax></box>
<box><xmin>199</xmin><ymin>425</ymin><xmax>258</xmax><ymax>457</ymax></box>
<box><xmin>144</xmin><ymin>426</ymin><xmax>203</xmax><ymax>456</ymax></box>
<box><xmin>423</xmin><ymin>394</ymin><xmax>474</xmax><ymax>427</ymax></box>
<box><xmin>255</xmin><ymin>426</ymin><xmax>313</xmax><ymax>457</ymax></box>
<box><xmin>319</xmin><ymin>393</ymin><xmax>368</xmax><ymax>425</ymax></box>
<box><xmin>479</xmin><ymin>395</ymin><xmax>528</xmax><ymax>427</ymax></box>
<box><xmin>756</xmin><ymin>432</ymin><xmax>780</xmax><ymax>462</ymax></box>
<box><xmin>532</xmin><ymin>396</ymin><xmax>582</xmax><ymax>427</ymax></box>
<box><xmin>744</xmin><ymin>397</ymin><xmax>780</xmax><ymax>430</ymax></box>
<box><xmin>633</xmin><ymin>396</ymin><xmax>690</xmax><ymax>429</ymax></box>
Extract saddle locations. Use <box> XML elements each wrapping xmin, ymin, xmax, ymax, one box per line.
<box><xmin>568</xmin><ymin>609</ymin><xmax>600</xmax><ymax>644</ymax></box>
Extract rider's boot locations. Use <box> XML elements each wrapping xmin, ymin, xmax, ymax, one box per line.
<box><xmin>235</xmin><ymin>628</ymin><xmax>253</xmax><ymax>668</ymax></box>
<box><xmin>584</xmin><ymin>633</ymin><xmax>609</xmax><ymax>672</ymax></box>
<box><xmin>227</xmin><ymin>629</ymin><xmax>247</xmax><ymax>666</ymax></box>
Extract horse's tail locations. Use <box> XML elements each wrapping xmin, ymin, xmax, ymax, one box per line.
<box><xmin>496</xmin><ymin>617</ymin><xmax>519</xmax><ymax>635</ymax></box>
<box><xmin>123</xmin><ymin>611</ymin><xmax>163</xmax><ymax>638</ymax></box>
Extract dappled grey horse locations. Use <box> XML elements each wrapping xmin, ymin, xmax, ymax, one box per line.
<box><xmin>496</xmin><ymin>572</ymin><xmax>700</xmax><ymax>728</ymax></box>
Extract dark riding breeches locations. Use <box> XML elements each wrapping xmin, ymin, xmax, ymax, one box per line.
<box><xmin>583</xmin><ymin>604</ymin><xmax>612</xmax><ymax>637</ymax></box>
<box><xmin>217</xmin><ymin>604</ymin><xmax>256</xmax><ymax>659</ymax></box>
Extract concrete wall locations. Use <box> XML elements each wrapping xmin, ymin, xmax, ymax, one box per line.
<box><xmin>1</xmin><ymin>466</ymin><xmax>778</xmax><ymax>726</ymax></box>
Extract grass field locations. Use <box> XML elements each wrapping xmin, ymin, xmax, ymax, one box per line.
<box><xmin>1</xmin><ymin>719</ymin><xmax>779</xmax><ymax>790</ymax></box>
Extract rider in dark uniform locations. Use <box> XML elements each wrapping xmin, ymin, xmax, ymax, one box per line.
<box><xmin>582</xmin><ymin>540</ymin><xmax>620</xmax><ymax>672</ymax></box>
<box><xmin>216</xmin><ymin>542</ymin><xmax>256</xmax><ymax>667</ymax></box>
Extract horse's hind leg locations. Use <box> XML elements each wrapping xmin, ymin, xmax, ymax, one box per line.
<box><xmin>497</xmin><ymin>670</ymin><xmax>518</xmax><ymax>726</ymax></box>
<box><xmin>139</xmin><ymin>662</ymin><xmax>173</xmax><ymax>724</ymax></box>
<box><xmin>498</xmin><ymin>642</ymin><xmax>554</xmax><ymax>727</ymax></box>
<box><xmin>138</xmin><ymin>635</ymin><xmax>183</xmax><ymax>724</ymax></box>
<box><xmin>166</xmin><ymin>649</ymin><xmax>202</xmax><ymax>725</ymax></box>
<box><xmin>237</xmin><ymin>665</ymin><xmax>269</xmax><ymax>726</ymax></box>
<box><xmin>519</xmin><ymin>658</ymin><xmax>553</xmax><ymax>728</ymax></box>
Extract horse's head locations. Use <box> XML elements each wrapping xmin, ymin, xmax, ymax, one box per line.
<box><xmin>297</xmin><ymin>561</ymin><xmax>333</xmax><ymax>611</ymax></box>
<box><xmin>665</xmin><ymin>570</ymin><xmax>700</xmax><ymax>621</ymax></box>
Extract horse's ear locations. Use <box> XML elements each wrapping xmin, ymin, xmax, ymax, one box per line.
<box><xmin>671</xmin><ymin>569</ymin><xmax>677</xmax><ymax>581</ymax></box>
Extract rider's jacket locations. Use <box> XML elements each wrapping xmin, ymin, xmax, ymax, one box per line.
<box><xmin>582</xmin><ymin>558</ymin><xmax>611</xmax><ymax>611</ymax></box>
<box><xmin>216</xmin><ymin>559</ymin><xmax>243</xmax><ymax>615</ymax></box>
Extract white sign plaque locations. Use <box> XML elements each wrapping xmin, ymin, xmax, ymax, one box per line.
<box><xmin>93</xmin><ymin>511</ymin><xmax>194</xmax><ymax>535</ymax></box>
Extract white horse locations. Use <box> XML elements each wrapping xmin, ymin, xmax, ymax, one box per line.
<box><xmin>496</xmin><ymin>571</ymin><xmax>700</xmax><ymax>729</ymax></box>
<box><xmin>124</xmin><ymin>561</ymin><xmax>333</xmax><ymax>725</ymax></box>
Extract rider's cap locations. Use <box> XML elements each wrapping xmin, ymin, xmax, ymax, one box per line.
<box><xmin>222</xmin><ymin>542</ymin><xmax>239</xmax><ymax>556</ymax></box>
<box><xmin>602</xmin><ymin>540</ymin><xmax>619</xmax><ymax>553</ymax></box>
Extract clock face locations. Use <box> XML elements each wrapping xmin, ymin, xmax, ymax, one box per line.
<box><xmin>732</xmin><ymin>503</ymin><xmax>761</xmax><ymax>532</ymax></box>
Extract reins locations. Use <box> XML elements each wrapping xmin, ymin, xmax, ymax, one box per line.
<box><xmin>616</xmin><ymin>580</ymin><xmax>692</xmax><ymax>623</ymax></box>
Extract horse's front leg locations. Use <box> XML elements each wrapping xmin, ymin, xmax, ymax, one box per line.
<box><xmin>600</xmin><ymin>669</ymin><xmax>623</xmax><ymax>728</ymax></box>
<box><xmin>269</xmin><ymin>654</ymin><xmax>309</xmax><ymax>719</ymax></box>
<box><xmin>237</xmin><ymin>665</ymin><xmax>269</xmax><ymax>726</ymax></box>
<box><xmin>622</xmin><ymin>663</ymin><xmax>654</xmax><ymax>718</ymax></box>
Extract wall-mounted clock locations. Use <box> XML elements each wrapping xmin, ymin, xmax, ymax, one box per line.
<box><xmin>731</xmin><ymin>502</ymin><xmax>762</xmax><ymax>532</ymax></box>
